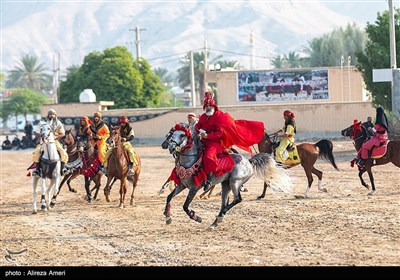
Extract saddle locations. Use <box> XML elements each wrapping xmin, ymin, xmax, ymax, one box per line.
<box><xmin>273</xmin><ymin>141</ymin><xmax>301</xmax><ymax>166</ymax></box>
<box><xmin>370</xmin><ymin>143</ymin><xmax>387</xmax><ymax>159</ymax></box>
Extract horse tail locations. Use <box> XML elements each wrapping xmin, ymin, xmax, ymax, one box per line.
<box><xmin>249</xmin><ymin>153</ymin><xmax>292</xmax><ymax>193</ymax></box>
<box><xmin>315</xmin><ymin>139</ymin><xmax>339</xmax><ymax>171</ymax></box>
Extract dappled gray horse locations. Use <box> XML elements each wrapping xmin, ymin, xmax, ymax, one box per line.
<box><xmin>32</xmin><ymin>121</ymin><xmax>61</xmax><ymax>214</ymax></box>
<box><xmin>164</xmin><ymin>124</ymin><xmax>292</xmax><ymax>229</ymax></box>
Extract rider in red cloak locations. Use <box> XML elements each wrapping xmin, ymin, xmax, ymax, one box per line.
<box><xmin>194</xmin><ymin>92</ymin><xmax>265</xmax><ymax>191</ymax></box>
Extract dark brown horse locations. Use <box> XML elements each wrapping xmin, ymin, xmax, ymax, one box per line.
<box><xmin>58</xmin><ymin>129</ymin><xmax>82</xmax><ymax>194</ymax></box>
<box><xmin>58</xmin><ymin>129</ymin><xmax>119</xmax><ymax>195</ymax></box>
<box><xmin>256</xmin><ymin>132</ymin><xmax>339</xmax><ymax>199</ymax></box>
<box><xmin>341</xmin><ymin>122</ymin><xmax>400</xmax><ymax>195</ymax></box>
<box><xmin>104</xmin><ymin>128</ymin><xmax>141</xmax><ymax>208</ymax></box>
<box><xmin>76</xmin><ymin>135</ymin><xmax>103</xmax><ymax>202</ymax></box>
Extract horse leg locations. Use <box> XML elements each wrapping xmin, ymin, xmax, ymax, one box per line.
<box><xmin>32</xmin><ymin>176</ymin><xmax>39</xmax><ymax>214</ymax></box>
<box><xmin>257</xmin><ymin>182</ymin><xmax>269</xmax><ymax>200</ymax></box>
<box><xmin>57</xmin><ymin>173</ymin><xmax>69</xmax><ymax>195</ymax></box>
<box><xmin>66</xmin><ymin>171</ymin><xmax>80</xmax><ymax>193</ymax></box>
<box><xmin>104</xmin><ymin>176</ymin><xmax>114</xmax><ymax>202</ymax></box>
<box><xmin>84</xmin><ymin>177</ymin><xmax>92</xmax><ymax>202</ymax></box>
<box><xmin>92</xmin><ymin>175</ymin><xmax>102</xmax><ymax>200</ymax></box>
<box><xmin>311</xmin><ymin>167</ymin><xmax>327</xmax><ymax>193</ymax></box>
<box><xmin>302</xmin><ymin>169</ymin><xmax>314</xmax><ymax>198</ymax></box>
<box><xmin>183</xmin><ymin>187</ymin><xmax>202</xmax><ymax>223</ymax></box>
<box><xmin>40</xmin><ymin>177</ymin><xmax>47</xmax><ymax>211</ymax></box>
<box><xmin>159</xmin><ymin>178</ymin><xmax>170</xmax><ymax>195</ymax></box>
<box><xmin>50</xmin><ymin>169</ymin><xmax>61</xmax><ymax>208</ymax></box>
<box><xmin>223</xmin><ymin>182</ymin><xmax>243</xmax><ymax>214</ymax></box>
<box><xmin>358</xmin><ymin>169</ymin><xmax>370</xmax><ymax>190</ymax></box>
<box><xmin>366</xmin><ymin>169</ymin><xmax>376</xmax><ymax>196</ymax></box>
<box><xmin>210</xmin><ymin>182</ymin><xmax>231</xmax><ymax>230</ymax></box>
<box><xmin>130</xmin><ymin>174</ymin><xmax>138</xmax><ymax>206</ymax></box>
<box><xmin>164</xmin><ymin>184</ymin><xmax>185</xmax><ymax>225</ymax></box>
<box><xmin>118</xmin><ymin>179</ymin><xmax>127</xmax><ymax>208</ymax></box>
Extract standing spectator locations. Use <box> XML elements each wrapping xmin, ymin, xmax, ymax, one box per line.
<box><xmin>24</xmin><ymin>121</ymin><xmax>33</xmax><ymax>141</ymax></box>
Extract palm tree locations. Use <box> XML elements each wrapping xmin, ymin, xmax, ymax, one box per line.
<box><xmin>271</xmin><ymin>55</ymin><xmax>287</xmax><ymax>69</ymax></box>
<box><xmin>177</xmin><ymin>51</ymin><xmax>222</xmax><ymax>101</ymax></box>
<box><xmin>6</xmin><ymin>54</ymin><xmax>51</xmax><ymax>91</ymax></box>
<box><xmin>216</xmin><ymin>60</ymin><xmax>241</xmax><ymax>70</ymax></box>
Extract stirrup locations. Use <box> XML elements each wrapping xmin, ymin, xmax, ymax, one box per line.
<box><xmin>128</xmin><ymin>169</ymin><xmax>135</xmax><ymax>176</ymax></box>
<box><xmin>203</xmin><ymin>180</ymin><xmax>212</xmax><ymax>192</ymax></box>
<box><xmin>99</xmin><ymin>166</ymin><xmax>107</xmax><ymax>174</ymax></box>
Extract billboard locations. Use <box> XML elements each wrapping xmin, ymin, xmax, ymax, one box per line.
<box><xmin>237</xmin><ymin>69</ymin><xmax>329</xmax><ymax>102</ymax></box>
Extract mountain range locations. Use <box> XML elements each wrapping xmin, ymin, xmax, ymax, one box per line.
<box><xmin>1</xmin><ymin>0</ymin><xmax>390</xmax><ymax>77</ymax></box>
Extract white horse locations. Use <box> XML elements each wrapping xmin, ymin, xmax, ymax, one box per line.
<box><xmin>32</xmin><ymin>121</ymin><xmax>61</xmax><ymax>214</ymax></box>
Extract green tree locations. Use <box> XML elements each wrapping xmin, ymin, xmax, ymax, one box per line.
<box><xmin>216</xmin><ymin>60</ymin><xmax>241</xmax><ymax>69</ymax></box>
<box><xmin>134</xmin><ymin>59</ymin><xmax>164</xmax><ymax>107</ymax></box>
<box><xmin>305</xmin><ymin>23</ymin><xmax>367</xmax><ymax>67</ymax></box>
<box><xmin>271</xmin><ymin>55</ymin><xmax>286</xmax><ymax>69</ymax></box>
<box><xmin>60</xmin><ymin>46</ymin><xmax>164</xmax><ymax>109</ymax></box>
<box><xmin>284</xmin><ymin>52</ymin><xmax>301</xmax><ymax>68</ymax></box>
<box><xmin>153</xmin><ymin>67</ymin><xmax>175</xmax><ymax>86</ymax></box>
<box><xmin>356</xmin><ymin>9</ymin><xmax>400</xmax><ymax>111</ymax></box>
<box><xmin>6</xmin><ymin>54</ymin><xmax>52</xmax><ymax>92</ymax></box>
<box><xmin>2</xmin><ymin>88</ymin><xmax>50</xmax><ymax>130</ymax></box>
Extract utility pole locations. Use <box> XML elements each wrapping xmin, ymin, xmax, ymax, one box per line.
<box><xmin>249</xmin><ymin>31</ymin><xmax>255</xmax><ymax>70</ymax></box>
<box><xmin>389</xmin><ymin>0</ymin><xmax>400</xmax><ymax>118</ymax></box>
<box><xmin>203</xmin><ymin>40</ymin><xmax>208</xmax><ymax>97</ymax></box>
<box><xmin>129</xmin><ymin>26</ymin><xmax>146</xmax><ymax>61</ymax></box>
<box><xmin>52</xmin><ymin>53</ymin><xmax>60</xmax><ymax>104</ymax></box>
<box><xmin>190</xmin><ymin>51</ymin><xmax>196</xmax><ymax>107</ymax></box>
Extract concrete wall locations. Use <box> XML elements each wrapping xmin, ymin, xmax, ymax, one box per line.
<box><xmin>42</xmin><ymin>67</ymin><xmax>374</xmax><ymax>144</ymax></box>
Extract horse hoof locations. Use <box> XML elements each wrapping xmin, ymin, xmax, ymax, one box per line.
<box><xmin>32</xmin><ymin>210</ymin><xmax>38</xmax><ymax>214</ymax></box>
<box><xmin>196</xmin><ymin>216</ymin><xmax>202</xmax><ymax>223</ymax></box>
<box><xmin>256</xmin><ymin>196</ymin><xmax>264</xmax><ymax>200</ymax></box>
<box><xmin>367</xmin><ymin>190</ymin><xmax>375</xmax><ymax>196</ymax></box>
<box><xmin>319</xmin><ymin>188</ymin><xmax>328</xmax><ymax>193</ymax></box>
<box><xmin>165</xmin><ymin>217</ymin><xmax>172</xmax><ymax>225</ymax></box>
<box><xmin>295</xmin><ymin>195</ymin><xmax>306</xmax><ymax>199</ymax></box>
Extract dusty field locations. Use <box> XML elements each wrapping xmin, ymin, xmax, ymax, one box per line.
<box><xmin>0</xmin><ymin>140</ymin><xmax>399</xmax><ymax>269</ymax></box>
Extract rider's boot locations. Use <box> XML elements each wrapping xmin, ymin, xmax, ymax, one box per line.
<box><xmin>203</xmin><ymin>173</ymin><xmax>212</xmax><ymax>192</ymax></box>
<box><xmin>128</xmin><ymin>162</ymin><xmax>135</xmax><ymax>176</ymax></box>
<box><xmin>99</xmin><ymin>164</ymin><xmax>107</xmax><ymax>175</ymax></box>
<box><xmin>356</xmin><ymin>158</ymin><xmax>366</xmax><ymax>168</ymax></box>
<box><xmin>32</xmin><ymin>162</ymin><xmax>41</xmax><ymax>176</ymax></box>
<box><xmin>60</xmin><ymin>161</ymin><xmax>68</xmax><ymax>175</ymax></box>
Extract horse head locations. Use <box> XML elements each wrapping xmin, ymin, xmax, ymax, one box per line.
<box><xmin>168</xmin><ymin>123</ymin><xmax>200</xmax><ymax>167</ymax></box>
<box><xmin>38</xmin><ymin>121</ymin><xmax>53</xmax><ymax>144</ymax></box>
<box><xmin>77</xmin><ymin>135</ymin><xmax>90</xmax><ymax>153</ymax></box>
<box><xmin>59</xmin><ymin>129</ymin><xmax>75</xmax><ymax>148</ymax></box>
<box><xmin>107</xmin><ymin>127</ymin><xmax>122</xmax><ymax>148</ymax></box>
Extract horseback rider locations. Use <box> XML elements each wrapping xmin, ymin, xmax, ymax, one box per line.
<box><xmin>87</xmin><ymin>112</ymin><xmax>110</xmax><ymax>172</ymax></box>
<box><xmin>32</xmin><ymin>109</ymin><xmax>69</xmax><ymax>176</ymax></box>
<box><xmin>101</xmin><ymin>116</ymin><xmax>136</xmax><ymax>176</ymax></box>
<box><xmin>76</xmin><ymin>116</ymin><xmax>92</xmax><ymax>140</ymax></box>
<box><xmin>275</xmin><ymin>110</ymin><xmax>296</xmax><ymax>164</ymax></box>
<box><xmin>187</xmin><ymin>112</ymin><xmax>198</xmax><ymax>128</ymax></box>
<box><xmin>194</xmin><ymin>91</ymin><xmax>264</xmax><ymax>192</ymax></box>
<box><xmin>355</xmin><ymin>107</ymin><xmax>389</xmax><ymax>168</ymax></box>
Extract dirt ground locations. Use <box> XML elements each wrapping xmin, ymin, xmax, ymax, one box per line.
<box><xmin>0</xmin><ymin>139</ymin><xmax>399</xmax><ymax>269</ymax></box>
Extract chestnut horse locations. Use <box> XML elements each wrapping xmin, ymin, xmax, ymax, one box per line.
<box><xmin>256</xmin><ymin>132</ymin><xmax>339</xmax><ymax>198</ymax></box>
<box><xmin>341</xmin><ymin>122</ymin><xmax>400</xmax><ymax>195</ymax></box>
<box><xmin>104</xmin><ymin>128</ymin><xmax>141</xmax><ymax>208</ymax></box>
